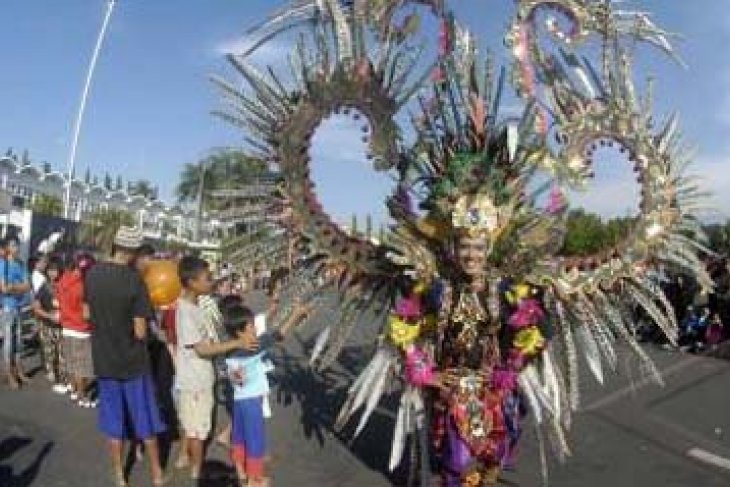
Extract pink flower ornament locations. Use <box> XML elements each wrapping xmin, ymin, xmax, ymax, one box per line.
<box><xmin>508</xmin><ymin>299</ymin><xmax>545</xmax><ymax>329</ymax></box>
<box><xmin>405</xmin><ymin>346</ymin><xmax>435</xmax><ymax>386</ymax></box>
<box><xmin>492</xmin><ymin>370</ymin><xmax>518</xmax><ymax>392</ymax></box>
<box><xmin>395</xmin><ymin>296</ymin><xmax>422</xmax><ymax>321</ymax></box>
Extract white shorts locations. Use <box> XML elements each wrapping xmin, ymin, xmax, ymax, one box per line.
<box><xmin>177</xmin><ymin>389</ymin><xmax>214</xmax><ymax>440</ymax></box>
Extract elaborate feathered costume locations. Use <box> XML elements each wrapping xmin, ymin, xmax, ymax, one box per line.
<box><xmin>216</xmin><ymin>1</ymin><xmax>710</xmax><ymax>485</ymax></box>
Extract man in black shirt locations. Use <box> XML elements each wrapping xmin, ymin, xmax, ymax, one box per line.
<box><xmin>85</xmin><ymin>226</ymin><xmax>167</xmax><ymax>487</ymax></box>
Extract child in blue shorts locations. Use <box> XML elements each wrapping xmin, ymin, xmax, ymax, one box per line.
<box><xmin>223</xmin><ymin>305</ymin><xmax>273</xmax><ymax>487</ymax></box>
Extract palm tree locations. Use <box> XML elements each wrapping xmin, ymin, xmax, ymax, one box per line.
<box><xmin>130</xmin><ymin>179</ymin><xmax>156</xmax><ymax>199</ymax></box>
<box><xmin>365</xmin><ymin>214</ymin><xmax>373</xmax><ymax>239</ymax></box>
<box><xmin>78</xmin><ymin>208</ymin><xmax>134</xmax><ymax>254</ymax></box>
<box><xmin>31</xmin><ymin>195</ymin><xmax>63</xmax><ymax>217</ymax></box>
<box><xmin>175</xmin><ymin>149</ymin><xmax>267</xmax><ymax>207</ymax></box>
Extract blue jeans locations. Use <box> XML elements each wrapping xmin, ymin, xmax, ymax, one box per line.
<box><xmin>1</xmin><ymin>309</ymin><xmax>22</xmax><ymax>367</ymax></box>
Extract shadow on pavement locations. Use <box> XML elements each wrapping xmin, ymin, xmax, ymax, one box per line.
<box><xmin>0</xmin><ymin>437</ymin><xmax>53</xmax><ymax>487</ymax></box>
<box><xmin>707</xmin><ymin>341</ymin><xmax>730</xmax><ymax>360</ymax></box>
<box><xmin>271</xmin><ymin>336</ymin><xmax>412</xmax><ymax>486</ymax></box>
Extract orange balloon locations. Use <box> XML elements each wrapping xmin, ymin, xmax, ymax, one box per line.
<box><xmin>144</xmin><ymin>260</ymin><xmax>181</xmax><ymax>308</ymax></box>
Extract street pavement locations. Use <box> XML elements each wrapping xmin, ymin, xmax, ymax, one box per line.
<box><xmin>1</xmin><ymin>293</ymin><xmax>729</xmax><ymax>486</ymax></box>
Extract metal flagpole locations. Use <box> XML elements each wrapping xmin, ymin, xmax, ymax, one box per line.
<box><xmin>63</xmin><ymin>0</ymin><xmax>117</xmax><ymax>219</ymax></box>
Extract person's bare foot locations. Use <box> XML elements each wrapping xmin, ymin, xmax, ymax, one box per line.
<box><xmin>6</xmin><ymin>372</ymin><xmax>20</xmax><ymax>390</ymax></box>
<box><xmin>215</xmin><ymin>430</ymin><xmax>230</xmax><ymax>448</ymax></box>
<box><xmin>113</xmin><ymin>470</ymin><xmax>129</xmax><ymax>487</ymax></box>
<box><xmin>174</xmin><ymin>454</ymin><xmax>189</xmax><ymax>469</ymax></box>
<box><xmin>152</xmin><ymin>474</ymin><xmax>171</xmax><ymax>486</ymax></box>
<box><xmin>248</xmin><ymin>477</ymin><xmax>270</xmax><ymax>487</ymax></box>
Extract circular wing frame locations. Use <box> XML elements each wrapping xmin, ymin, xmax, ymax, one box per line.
<box><xmin>505</xmin><ymin>0</ymin><xmax>700</xmax><ymax>294</ymax></box>
<box><xmin>543</xmin><ymin>99</ymin><xmax>683</xmax><ymax>294</ymax></box>
<box><xmin>214</xmin><ymin>0</ymin><xmax>450</xmax><ymax>277</ymax></box>
<box><xmin>275</xmin><ymin>66</ymin><xmax>401</xmax><ymax>275</ymax></box>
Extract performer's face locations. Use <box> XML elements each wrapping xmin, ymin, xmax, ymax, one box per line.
<box><xmin>457</xmin><ymin>236</ymin><xmax>486</xmax><ymax>279</ymax></box>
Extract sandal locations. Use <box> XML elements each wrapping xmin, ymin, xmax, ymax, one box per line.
<box><xmin>16</xmin><ymin>368</ymin><xmax>30</xmax><ymax>383</ymax></box>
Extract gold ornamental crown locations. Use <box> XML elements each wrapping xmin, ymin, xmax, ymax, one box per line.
<box><xmin>452</xmin><ymin>192</ymin><xmax>508</xmax><ymax>238</ymax></box>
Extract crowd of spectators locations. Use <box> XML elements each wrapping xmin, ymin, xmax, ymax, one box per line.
<box><xmin>638</xmin><ymin>257</ymin><xmax>729</xmax><ymax>353</ymax></box>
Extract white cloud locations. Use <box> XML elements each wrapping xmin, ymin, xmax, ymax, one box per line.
<box><xmin>716</xmin><ymin>68</ymin><xmax>730</xmax><ymax>127</ymax></box>
<box><xmin>689</xmin><ymin>152</ymin><xmax>730</xmax><ymax>223</ymax></box>
<box><xmin>558</xmin><ymin>152</ymin><xmax>729</xmax><ymax>223</ymax></box>
<box><xmin>307</xmin><ymin>117</ymin><xmax>394</xmax><ymax>225</ymax></box>
<box><xmin>213</xmin><ymin>35</ymin><xmax>290</xmax><ymax>60</ymax></box>
<box><xmin>567</xmin><ymin>176</ymin><xmax>641</xmax><ymax>219</ymax></box>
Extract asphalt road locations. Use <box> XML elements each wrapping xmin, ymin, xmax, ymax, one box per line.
<box><xmin>1</xmin><ymin>293</ymin><xmax>729</xmax><ymax>486</ymax></box>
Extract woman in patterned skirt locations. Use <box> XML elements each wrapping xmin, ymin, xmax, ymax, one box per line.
<box><xmin>57</xmin><ymin>253</ymin><xmax>97</xmax><ymax>408</ymax></box>
<box><xmin>32</xmin><ymin>257</ymin><xmax>67</xmax><ymax>393</ymax></box>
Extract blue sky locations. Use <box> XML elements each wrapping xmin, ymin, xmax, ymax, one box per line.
<box><xmin>1</xmin><ymin>1</ymin><xmax>729</xmax><ymax>225</ymax></box>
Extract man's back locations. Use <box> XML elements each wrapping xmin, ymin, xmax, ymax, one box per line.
<box><xmin>86</xmin><ymin>262</ymin><xmax>151</xmax><ymax>380</ymax></box>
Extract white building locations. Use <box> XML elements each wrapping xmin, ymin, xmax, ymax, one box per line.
<box><xmin>0</xmin><ymin>156</ymin><xmax>220</xmax><ymax>247</ymax></box>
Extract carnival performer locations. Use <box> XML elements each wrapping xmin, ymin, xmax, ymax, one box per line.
<box><xmin>216</xmin><ymin>1</ymin><xmax>711</xmax><ymax>485</ymax></box>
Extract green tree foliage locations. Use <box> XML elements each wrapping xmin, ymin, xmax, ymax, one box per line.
<box><xmin>562</xmin><ymin>209</ymin><xmax>607</xmax><ymax>256</ymax></box>
<box><xmin>130</xmin><ymin>179</ymin><xmax>156</xmax><ymax>199</ymax></box>
<box><xmin>704</xmin><ymin>223</ymin><xmax>730</xmax><ymax>255</ymax></box>
<box><xmin>604</xmin><ymin>217</ymin><xmax>634</xmax><ymax>247</ymax></box>
<box><xmin>562</xmin><ymin>209</ymin><xmax>634</xmax><ymax>256</ymax></box>
<box><xmin>365</xmin><ymin>214</ymin><xmax>373</xmax><ymax>239</ymax></box>
<box><xmin>350</xmin><ymin>214</ymin><xmax>358</xmax><ymax>235</ymax></box>
<box><xmin>175</xmin><ymin>149</ymin><xmax>267</xmax><ymax>208</ymax></box>
<box><xmin>30</xmin><ymin>195</ymin><xmax>63</xmax><ymax>217</ymax></box>
<box><xmin>78</xmin><ymin>208</ymin><xmax>135</xmax><ymax>255</ymax></box>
